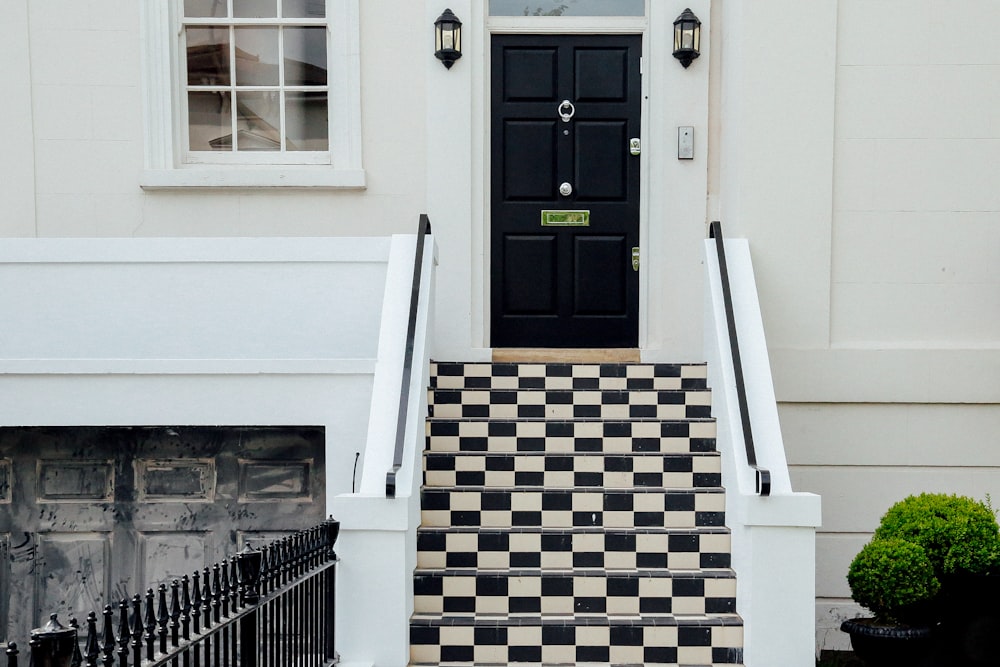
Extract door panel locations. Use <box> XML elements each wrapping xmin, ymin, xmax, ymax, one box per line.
<box><xmin>575</xmin><ymin>48</ymin><xmax>629</xmax><ymax>101</ymax></box>
<box><xmin>574</xmin><ymin>236</ymin><xmax>628</xmax><ymax>315</ymax></box>
<box><xmin>491</xmin><ymin>34</ymin><xmax>641</xmax><ymax>348</ymax></box>
<box><xmin>503</xmin><ymin>235</ymin><xmax>558</xmax><ymax>315</ymax></box>
<box><xmin>504</xmin><ymin>48</ymin><xmax>558</xmax><ymax>100</ymax></box>
<box><xmin>575</xmin><ymin>121</ymin><xmax>628</xmax><ymax>200</ymax></box>
<box><xmin>504</xmin><ymin>121</ymin><xmax>558</xmax><ymax>199</ymax></box>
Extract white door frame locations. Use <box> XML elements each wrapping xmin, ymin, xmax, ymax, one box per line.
<box><xmin>427</xmin><ymin>1</ymin><xmax>712</xmax><ymax>360</ymax></box>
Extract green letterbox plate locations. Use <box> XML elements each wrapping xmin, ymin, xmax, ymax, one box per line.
<box><xmin>541</xmin><ymin>210</ymin><xmax>590</xmax><ymax>226</ymax></box>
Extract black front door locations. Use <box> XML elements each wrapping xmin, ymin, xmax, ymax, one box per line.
<box><xmin>491</xmin><ymin>34</ymin><xmax>641</xmax><ymax>348</ymax></box>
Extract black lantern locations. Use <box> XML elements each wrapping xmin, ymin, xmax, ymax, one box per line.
<box><xmin>673</xmin><ymin>8</ymin><xmax>701</xmax><ymax>68</ymax></box>
<box><xmin>236</xmin><ymin>543</ymin><xmax>264</xmax><ymax>605</ymax></box>
<box><xmin>434</xmin><ymin>9</ymin><xmax>462</xmax><ymax>69</ymax></box>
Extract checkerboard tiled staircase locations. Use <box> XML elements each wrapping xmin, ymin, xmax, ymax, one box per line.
<box><xmin>410</xmin><ymin>361</ymin><xmax>744</xmax><ymax>666</ymax></box>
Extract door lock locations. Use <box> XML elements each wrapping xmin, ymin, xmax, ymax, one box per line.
<box><xmin>629</xmin><ymin>138</ymin><xmax>641</xmax><ymax>156</ymax></box>
<box><xmin>631</xmin><ymin>247</ymin><xmax>640</xmax><ymax>271</ymax></box>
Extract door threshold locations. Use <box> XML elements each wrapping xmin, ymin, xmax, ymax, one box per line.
<box><xmin>492</xmin><ymin>348</ymin><xmax>641</xmax><ymax>364</ymax></box>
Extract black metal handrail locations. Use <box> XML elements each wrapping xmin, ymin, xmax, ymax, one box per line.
<box><xmin>709</xmin><ymin>221</ymin><xmax>771</xmax><ymax>496</ymax></box>
<box><xmin>386</xmin><ymin>214</ymin><xmax>432</xmax><ymax>498</ymax></box>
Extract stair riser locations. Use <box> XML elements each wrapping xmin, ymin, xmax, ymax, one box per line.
<box><xmin>430</xmin><ymin>388</ymin><xmax>712</xmax><ymax>420</ymax></box>
<box><xmin>424</xmin><ymin>452</ymin><xmax>721</xmax><ymax>489</ymax></box>
<box><xmin>413</xmin><ymin>573</ymin><xmax>736</xmax><ymax>616</ymax></box>
<box><xmin>410</xmin><ymin>624</ymin><xmax>744</xmax><ymax>665</ymax></box>
<box><xmin>421</xmin><ymin>489</ymin><xmax>726</xmax><ymax>529</ymax></box>
<box><xmin>427</xmin><ymin>419</ymin><xmax>717</xmax><ymax>454</ymax></box>
<box><xmin>431</xmin><ymin>362</ymin><xmax>708</xmax><ymax>392</ymax></box>
<box><xmin>416</xmin><ymin>530</ymin><xmax>732</xmax><ymax>570</ymax></box>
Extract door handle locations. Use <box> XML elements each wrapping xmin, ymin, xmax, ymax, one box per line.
<box><xmin>559</xmin><ymin>182</ymin><xmax>573</xmax><ymax>196</ymax></box>
<box><xmin>631</xmin><ymin>247</ymin><xmax>640</xmax><ymax>271</ymax></box>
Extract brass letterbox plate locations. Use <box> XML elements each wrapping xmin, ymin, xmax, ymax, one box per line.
<box><xmin>541</xmin><ymin>210</ymin><xmax>590</xmax><ymax>227</ymax></box>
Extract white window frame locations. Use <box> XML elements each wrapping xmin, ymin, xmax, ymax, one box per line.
<box><xmin>140</xmin><ymin>0</ymin><xmax>364</xmax><ymax>189</ymax></box>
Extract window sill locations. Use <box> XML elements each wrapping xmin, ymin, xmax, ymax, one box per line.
<box><xmin>140</xmin><ymin>168</ymin><xmax>367</xmax><ymax>190</ymax></box>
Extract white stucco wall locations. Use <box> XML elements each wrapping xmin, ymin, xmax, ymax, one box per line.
<box><xmin>3</xmin><ymin>0</ymin><xmax>999</xmax><ymax>655</ymax></box>
<box><xmin>712</xmin><ymin>0</ymin><xmax>1000</xmax><ymax>653</ymax></box>
<box><xmin>0</xmin><ymin>0</ymin><xmax>426</xmax><ymax>239</ymax></box>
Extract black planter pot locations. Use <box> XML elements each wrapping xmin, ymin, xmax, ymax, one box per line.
<box><xmin>936</xmin><ymin>574</ymin><xmax>1000</xmax><ymax>666</ymax></box>
<box><xmin>840</xmin><ymin>618</ymin><xmax>933</xmax><ymax>667</ymax></box>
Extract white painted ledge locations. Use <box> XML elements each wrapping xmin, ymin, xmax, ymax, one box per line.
<box><xmin>0</xmin><ymin>359</ymin><xmax>377</xmax><ymax>375</ymax></box>
<box><xmin>140</xmin><ymin>168</ymin><xmax>367</xmax><ymax>190</ymax></box>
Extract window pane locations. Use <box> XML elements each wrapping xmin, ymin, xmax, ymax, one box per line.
<box><xmin>236</xmin><ymin>91</ymin><xmax>282</xmax><ymax>151</ymax></box>
<box><xmin>188</xmin><ymin>92</ymin><xmax>232</xmax><ymax>150</ymax></box>
<box><xmin>233</xmin><ymin>0</ymin><xmax>277</xmax><ymax>18</ymax></box>
<box><xmin>284</xmin><ymin>27</ymin><xmax>327</xmax><ymax>86</ymax></box>
<box><xmin>286</xmin><ymin>92</ymin><xmax>328</xmax><ymax>150</ymax></box>
<box><xmin>489</xmin><ymin>0</ymin><xmax>645</xmax><ymax>16</ymax></box>
<box><xmin>282</xmin><ymin>0</ymin><xmax>326</xmax><ymax>18</ymax></box>
<box><xmin>187</xmin><ymin>27</ymin><xmax>231</xmax><ymax>86</ymax></box>
<box><xmin>185</xmin><ymin>0</ymin><xmax>228</xmax><ymax>18</ymax></box>
<box><xmin>235</xmin><ymin>27</ymin><xmax>279</xmax><ymax>86</ymax></box>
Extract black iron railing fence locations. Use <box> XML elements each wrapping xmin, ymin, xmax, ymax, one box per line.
<box><xmin>3</xmin><ymin>517</ymin><xmax>340</xmax><ymax>667</ymax></box>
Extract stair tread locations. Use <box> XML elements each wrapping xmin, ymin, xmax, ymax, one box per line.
<box><xmin>417</xmin><ymin>525</ymin><xmax>731</xmax><ymax>533</ymax></box>
<box><xmin>410</xmin><ymin>613</ymin><xmax>743</xmax><ymax>626</ymax></box>
<box><xmin>411</xmin><ymin>663</ymin><xmax>742</xmax><ymax>667</ymax></box>
<box><xmin>424</xmin><ymin>450</ymin><xmax>719</xmax><ymax>456</ymax></box>
<box><xmin>411</xmin><ymin>664</ymin><xmax>743</xmax><ymax>667</ymax></box>
<box><xmin>414</xmin><ymin>567</ymin><xmax>736</xmax><ymax>577</ymax></box>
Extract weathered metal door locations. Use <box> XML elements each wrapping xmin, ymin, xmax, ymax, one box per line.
<box><xmin>0</xmin><ymin>426</ymin><xmax>325</xmax><ymax>642</ymax></box>
<box><xmin>491</xmin><ymin>34</ymin><xmax>642</xmax><ymax>348</ymax></box>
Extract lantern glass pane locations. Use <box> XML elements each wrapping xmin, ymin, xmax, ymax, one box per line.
<box><xmin>681</xmin><ymin>26</ymin><xmax>695</xmax><ymax>50</ymax></box>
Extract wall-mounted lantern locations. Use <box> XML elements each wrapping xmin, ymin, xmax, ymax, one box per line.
<box><xmin>672</xmin><ymin>8</ymin><xmax>701</xmax><ymax>68</ymax></box>
<box><xmin>434</xmin><ymin>9</ymin><xmax>463</xmax><ymax>69</ymax></box>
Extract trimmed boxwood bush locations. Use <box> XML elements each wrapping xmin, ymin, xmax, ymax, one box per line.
<box><xmin>847</xmin><ymin>538</ymin><xmax>940</xmax><ymax>624</ymax></box>
<box><xmin>872</xmin><ymin>493</ymin><xmax>1000</xmax><ymax>578</ymax></box>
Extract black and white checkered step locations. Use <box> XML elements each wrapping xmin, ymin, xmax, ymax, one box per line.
<box><xmin>409</xmin><ymin>615</ymin><xmax>744</xmax><ymax>665</ymax></box>
<box><xmin>424</xmin><ymin>451</ymin><xmax>722</xmax><ymax>489</ymax></box>
<box><xmin>416</xmin><ymin>527</ymin><xmax>732</xmax><ymax>571</ymax></box>
<box><xmin>412</xmin><ymin>361</ymin><xmax>743</xmax><ymax>666</ymax></box>
<box><xmin>421</xmin><ymin>487</ymin><xmax>727</xmax><ymax>529</ymax></box>
<box><xmin>428</xmin><ymin>387</ymin><xmax>713</xmax><ymax>420</ymax></box>
<box><xmin>426</xmin><ymin>418</ymin><xmax>717</xmax><ymax>454</ymax></box>
<box><xmin>431</xmin><ymin>361</ymin><xmax>708</xmax><ymax>391</ymax></box>
<box><xmin>413</xmin><ymin>568</ymin><xmax>737</xmax><ymax>616</ymax></box>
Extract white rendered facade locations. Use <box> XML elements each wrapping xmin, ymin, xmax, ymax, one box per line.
<box><xmin>1</xmin><ymin>0</ymin><xmax>998</xmax><ymax>655</ymax></box>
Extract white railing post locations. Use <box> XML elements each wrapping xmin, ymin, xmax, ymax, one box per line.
<box><xmin>704</xmin><ymin>232</ymin><xmax>822</xmax><ymax>666</ymax></box>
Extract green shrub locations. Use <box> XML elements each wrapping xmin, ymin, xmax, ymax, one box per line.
<box><xmin>847</xmin><ymin>538</ymin><xmax>940</xmax><ymax>624</ymax></box>
<box><xmin>873</xmin><ymin>493</ymin><xmax>1000</xmax><ymax>577</ymax></box>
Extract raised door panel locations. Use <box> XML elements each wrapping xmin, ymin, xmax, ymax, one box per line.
<box><xmin>574</xmin><ymin>235</ymin><xmax>628</xmax><ymax>315</ymax></box>
<box><xmin>575</xmin><ymin>48</ymin><xmax>628</xmax><ymax>101</ymax></box>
